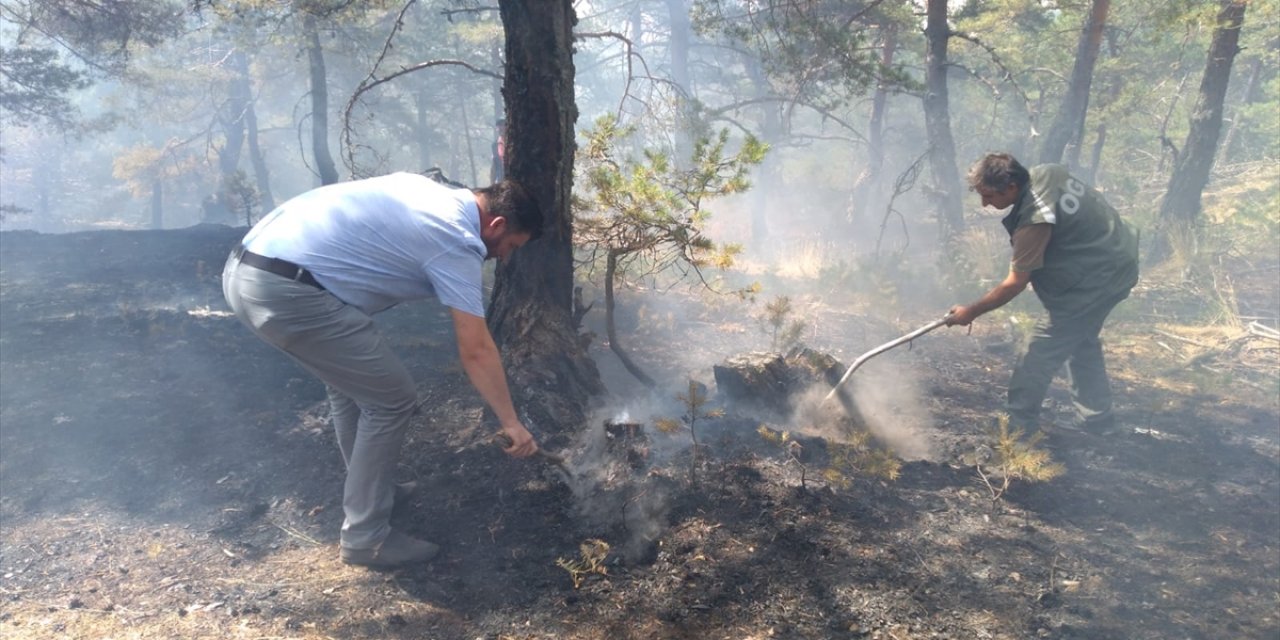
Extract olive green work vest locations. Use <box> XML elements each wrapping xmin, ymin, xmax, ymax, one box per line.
<box><xmin>1000</xmin><ymin>165</ymin><xmax>1139</xmax><ymax>316</ymax></box>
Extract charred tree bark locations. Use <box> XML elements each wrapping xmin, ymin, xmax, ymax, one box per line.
<box><xmin>488</xmin><ymin>0</ymin><xmax>603</xmax><ymax>440</ymax></box>
<box><xmin>1039</xmin><ymin>0</ymin><xmax>1109</xmax><ymax>166</ymax></box>
<box><xmin>923</xmin><ymin>0</ymin><xmax>964</xmax><ymax>236</ymax></box>
<box><xmin>1152</xmin><ymin>0</ymin><xmax>1247</xmax><ymax>262</ymax></box>
<box><xmin>304</xmin><ymin>13</ymin><xmax>339</xmax><ymax>186</ymax></box>
<box><xmin>604</xmin><ymin>251</ymin><xmax>656</xmax><ymax>389</ymax></box>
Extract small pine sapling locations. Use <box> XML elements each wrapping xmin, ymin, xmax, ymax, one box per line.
<box><xmin>760</xmin><ymin>295</ymin><xmax>807</xmax><ymax>352</ymax></box>
<box><xmin>975</xmin><ymin>415</ymin><xmax>1065</xmax><ymax>510</ymax></box>
<box><xmin>655</xmin><ymin>378</ymin><xmax>723</xmax><ymax>482</ymax></box>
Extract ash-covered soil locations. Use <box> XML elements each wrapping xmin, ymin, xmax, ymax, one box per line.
<box><xmin>1</xmin><ymin>226</ymin><xmax>1277</xmax><ymax>639</ymax></box>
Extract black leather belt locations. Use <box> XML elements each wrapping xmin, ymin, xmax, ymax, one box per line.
<box><xmin>235</xmin><ymin>247</ymin><xmax>326</xmax><ymax>291</ymax></box>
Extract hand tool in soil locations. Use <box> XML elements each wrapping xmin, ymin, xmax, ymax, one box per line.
<box><xmin>823</xmin><ymin>313</ymin><xmax>954</xmax><ymax>405</ymax></box>
<box><xmin>494</xmin><ymin>432</ymin><xmax>575</xmax><ymax>482</ymax></box>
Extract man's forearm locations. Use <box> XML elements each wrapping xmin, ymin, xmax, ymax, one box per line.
<box><xmin>458</xmin><ymin>341</ymin><xmax>520</xmax><ymax>426</ymax></box>
<box><xmin>968</xmin><ymin>276</ymin><xmax>1028</xmax><ymax>317</ymax></box>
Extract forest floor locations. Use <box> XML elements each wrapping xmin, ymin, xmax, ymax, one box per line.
<box><xmin>1</xmin><ymin>225</ymin><xmax>1277</xmax><ymax>640</ymax></box>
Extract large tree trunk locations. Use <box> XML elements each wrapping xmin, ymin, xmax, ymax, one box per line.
<box><xmin>304</xmin><ymin>13</ymin><xmax>340</xmax><ymax>186</ymax></box>
<box><xmin>1039</xmin><ymin>0</ymin><xmax>1109</xmax><ymax>166</ymax></box>
<box><xmin>1152</xmin><ymin>0</ymin><xmax>1247</xmax><ymax>262</ymax></box>
<box><xmin>922</xmin><ymin>0</ymin><xmax>964</xmax><ymax>236</ymax></box>
<box><xmin>488</xmin><ymin>0</ymin><xmax>603</xmax><ymax>442</ymax></box>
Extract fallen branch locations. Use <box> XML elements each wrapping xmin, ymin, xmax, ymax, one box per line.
<box><xmin>1247</xmin><ymin>321</ymin><xmax>1280</xmax><ymax>342</ymax></box>
<box><xmin>1152</xmin><ymin>328</ymin><xmax>1214</xmax><ymax>349</ymax></box>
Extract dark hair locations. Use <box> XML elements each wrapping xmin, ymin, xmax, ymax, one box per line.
<box><xmin>967</xmin><ymin>153</ymin><xmax>1030</xmax><ymax>192</ymax></box>
<box><xmin>475</xmin><ymin>180</ymin><xmax>543</xmax><ymax>240</ymax></box>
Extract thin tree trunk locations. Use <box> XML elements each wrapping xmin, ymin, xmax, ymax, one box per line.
<box><xmin>1153</xmin><ymin>0</ymin><xmax>1247</xmax><ymax>262</ymax></box>
<box><xmin>746</xmin><ymin>56</ymin><xmax>775</xmax><ymax>249</ymax></box>
<box><xmin>666</xmin><ymin>0</ymin><xmax>694</xmax><ymax>167</ymax></box>
<box><xmin>850</xmin><ymin>23</ymin><xmax>896</xmax><ymax>242</ymax></box>
<box><xmin>1085</xmin><ymin>122</ymin><xmax>1107</xmax><ymax>185</ymax></box>
<box><xmin>305</xmin><ymin>14</ymin><xmax>339</xmax><ymax>186</ymax></box>
<box><xmin>923</xmin><ymin>0</ymin><xmax>964</xmax><ymax>236</ymax></box>
<box><xmin>488</xmin><ymin>0</ymin><xmax>603</xmax><ymax>439</ymax></box>
<box><xmin>1219</xmin><ymin>55</ymin><xmax>1263</xmax><ymax>161</ymax></box>
<box><xmin>604</xmin><ymin>251</ymin><xmax>656</xmax><ymax>388</ymax></box>
<box><xmin>243</xmin><ymin>77</ymin><xmax>274</xmax><ymax>212</ymax></box>
<box><xmin>413</xmin><ymin>87</ymin><xmax>432</xmax><ymax>170</ymax></box>
<box><xmin>1040</xmin><ymin>0</ymin><xmax>1110</xmax><ymax>166</ymax></box>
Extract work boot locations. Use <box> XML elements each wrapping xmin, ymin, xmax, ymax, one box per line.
<box><xmin>340</xmin><ymin>529</ymin><xmax>439</xmax><ymax>568</ymax></box>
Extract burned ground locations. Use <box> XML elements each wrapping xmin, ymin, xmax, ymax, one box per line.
<box><xmin>0</xmin><ymin>226</ymin><xmax>1277</xmax><ymax>639</ymax></box>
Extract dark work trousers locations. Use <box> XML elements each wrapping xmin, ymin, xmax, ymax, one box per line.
<box><xmin>1006</xmin><ymin>291</ymin><xmax>1129</xmax><ymax>432</ymax></box>
<box><xmin>222</xmin><ymin>252</ymin><xmax>418</xmax><ymax>551</ymax></box>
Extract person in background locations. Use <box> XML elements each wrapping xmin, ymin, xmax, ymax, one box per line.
<box><xmin>490</xmin><ymin>118</ymin><xmax>506</xmax><ymax>184</ymax></box>
<box><xmin>222</xmin><ymin>173</ymin><xmax>541</xmax><ymax>568</ymax></box>
<box><xmin>946</xmin><ymin>153</ymin><xmax>1139</xmax><ymax>436</ymax></box>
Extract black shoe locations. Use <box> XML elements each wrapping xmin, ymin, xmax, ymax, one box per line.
<box><xmin>340</xmin><ymin>529</ymin><xmax>439</xmax><ymax>568</ymax></box>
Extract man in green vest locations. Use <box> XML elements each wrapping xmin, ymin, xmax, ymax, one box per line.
<box><xmin>946</xmin><ymin>153</ymin><xmax>1139</xmax><ymax>435</ymax></box>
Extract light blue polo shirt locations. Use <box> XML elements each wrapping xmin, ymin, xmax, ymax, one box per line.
<box><xmin>241</xmin><ymin>173</ymin><xmax>486</xmax><ymax>316</ymax></box>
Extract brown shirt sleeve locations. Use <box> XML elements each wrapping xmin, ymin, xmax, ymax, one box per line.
<box><xmin>1010</xmin><ymin>223</ymin><xmax>1052</xmax><ymax>272</ymax></box>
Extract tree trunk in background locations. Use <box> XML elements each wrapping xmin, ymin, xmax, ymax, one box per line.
<box><xmin>1152</xmin><ymin>0</ymin><xmax>1247</xmax><ymax>263</ymax></box>
<box><xmin>413</xmin><ymin>87</ymin><xmax>433</xmax><ymax>170</ymax></box>
<box><xmin>746</xmin><ymin>56</ymin><xmax>776</xmax><ymax>249</ymax></box>
<box><xmin>304</xmin><ymin>14</ymin><xmax>339</xmax><ymax>186</ymax></box>
<box><xmin>1039</xmin><ymin>0</ymin><xmax>1109</xmax><ymax>166</ymax></box>
<box><xmin>488</xmin><ymin>0</ymin><xmax>603</xmax><ymax>441</ymax></box>
<box><xmin>1086</xmin><ymin>123</ymin><xmax>1107</xmax><ymax>184</ymax></box>
<box><xmin>245</xmin><ymin>100</ymin><xmax>273</xmax><ymax>212</ymax></box>
<box><xmin>1219</xmin><ymin>55</ymin><xmax>1263</xmax><ymax>162</ymax></box>
<box><xmin>211</xmin><ymin>50</ymin><xmax>251</xmax><ymax>220</ymax></box>
<box><xmin>666</xmin><ymin>0</ymin><xmax>695</xmax><ymax>167</ymax></box>
<box><xmin>923</xmin><ymin>0</ymin><xmax>964</xmax><ymax>236</ymax></box>
<box><xmin>240</xmin><ymin>51</ymin><xmax>274</xmax><ymax>212</ymax></box>
<box><xmin>849</xmin><ymin>23</ymin><xmax>897</xmax><ymax>245</ymax></box>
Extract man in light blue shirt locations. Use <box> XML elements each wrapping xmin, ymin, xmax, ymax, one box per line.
<box><xmin>223</xmin><ymin>174</ymin><xmax>542</xmax><ymax>568</ymax></box>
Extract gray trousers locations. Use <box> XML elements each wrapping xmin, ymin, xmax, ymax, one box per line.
<box><xmin>1007</xmin><ymin>292</ymin><xmax>1129</xmax><ymax>432</ymax></box>
<box><xmin>222</xmin><ymin>253</ymin><xmax>417</xmax><ymax>550</ymax></box>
